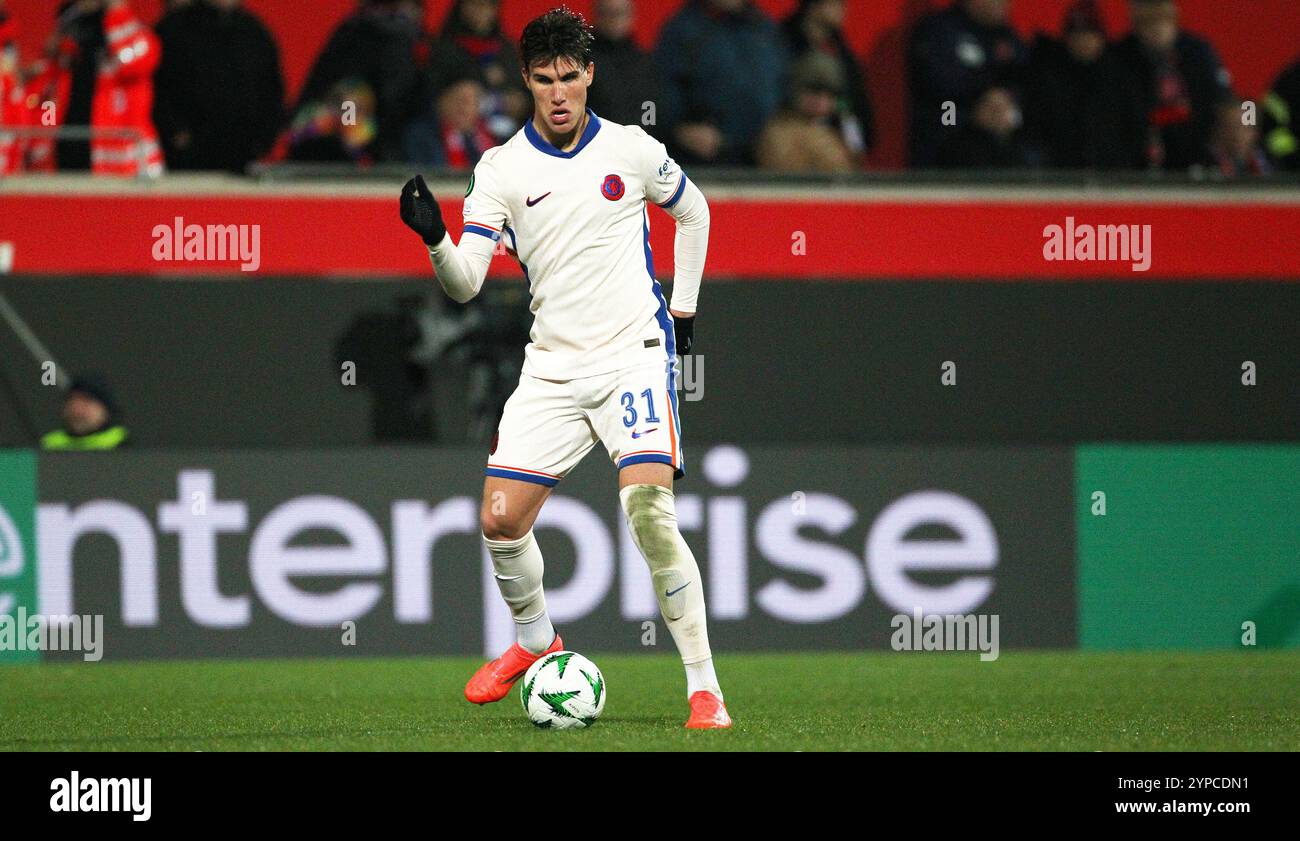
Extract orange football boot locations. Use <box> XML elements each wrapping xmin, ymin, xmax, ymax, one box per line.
<box><xmin>464</xmin><ymin>635</ymin><xmax>564</xmax><ymax>705</ymax></box>
<box><xmin>685</xmin><ymin>690</ymin><xmax>733</xmax><ymax>729</ymax></box>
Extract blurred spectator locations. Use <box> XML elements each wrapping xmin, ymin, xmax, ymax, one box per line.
<box><xmin>1112</xmin><ymin>0</ymin><xmax>1232</xmax><ymax>171</ymax></box>
<box><xmin>655</xmin><ymin>0</ymin><xmax>787</xmax><ymax>166</ymax></box>
<box><xmin>756</xmin><ymin>51</ymin><xmax>853</xmax><ymax>173</ymax></box>
<box><xmin>1261</xmin><ymin>55</ymin><xmax>1300</xmax><ymax>172</ymax></box>
<box><xmin>18</xmin><ymin>16</ymin><xmax>67</xmax><ymax>172</ymax></box>
<box><xmin>1199</xmin><ymin>98</ymin><xmax>1271</xmax><ymax>178</ymax></box>
<box><xmin>909</xmin><ymin>0</ymin><xmax>1027</xmax><ymax>168</ymax></box>
<box><xmin>0</xmin><ymin>0</ymin><xmax>28</xmax><ymax>174</ymax></box>
<box><xmin>434</xmin><ymin>0</ymin><xmax>528</xmax><ymax>142</ymax></box>
<box><xmin>41</xmin><ymin>373</ymin><xmax>129</xmax><ymax>451</ymax></box>
<box><xmin>402</xmin><ymin>71</ymin><xmax>494</xmax><ymax>167</ymax></box>
<box><xmin>153</xmin><ymin>0</ymin><xmax>284</xmax><ymax>172</ymax></box>
<box><xmin>50</xmin><ymin>0</ymin><xmax>104</xmax><ymax>170</ymax></box>
<box><xmin>91</xmin><ymin>0</ymin><xmax>163</xmax><ymax>176</ymax></box>
<box><xmin>290</xmin><ymin>0</ymin><xmax>424</xmax><ymax>163</ymax></box>
<box><xmin>34</xmin><ymin>0</ymin><xmax>163</xmax><ymax>176</ymax></box>
<box><xmin>587</xmin><ymin>0</ymin><xmax>658</xmax><ymax>130</ymax></box>
<box><xmin>936</xmin><ymin>85</ymin><xmax>1030</xmax><ymax>168</ymax></box>
<box><xmin>781</xmin><ymin>0</ymin><xmax>873</xmax><ymax>161</ymax></box>
<box><xmin>1024</xmin><ymin>0</ymin><xmax>1146</xmax><ymax>169</ymax></box>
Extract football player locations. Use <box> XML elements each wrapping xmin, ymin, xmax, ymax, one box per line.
<box><xmin>399</xmin><ymin>7</ymin><xmax>728</xmax><ymax>729</ymax></box>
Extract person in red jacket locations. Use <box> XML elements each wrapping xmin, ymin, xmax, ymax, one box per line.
<box><xmin>91</xmin><ymin>0</ymin><xmax>163</xmax><ymax>176</ymax></box>
<box><xmin>0</xmin><ymin>1</ymin><xmax>30</xmax><ymax>174</ymax></box>
<box><xmin>20</xmin><ymin>36</ymin><xmax>74</xmax><ymax>173</ymax></box>
<box><xmin>19</xmin><ymin>1</ymin><xmax>162</xmax><ymax>176</ymax></box>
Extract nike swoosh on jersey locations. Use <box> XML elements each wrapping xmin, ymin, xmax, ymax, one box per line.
<box><xmin>525</xmin><ymin>192</ymin><xmax>552</xmax><ymax>207</ymax></box>
<box><xmin>631</xmin><ymin>428</ymin><xmax>659</xmax><ymax>439</ymax></box>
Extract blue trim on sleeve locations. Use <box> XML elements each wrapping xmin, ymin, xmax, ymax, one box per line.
<box><xmin>658</xmin><ymin>175</ymin><xmax>687</xmax><ymax>209</ymax></box>
<box><xmin>463</xmin><ymin>224</ymin><xmax>501</xmax><ymax>241</ymax></box>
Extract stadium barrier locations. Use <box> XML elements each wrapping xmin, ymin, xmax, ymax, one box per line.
<box><xmin>2</xmin><ymin>177</ymin><xmax>1299</xmax><ymax>278</ymax></box>
<box><xmin>1</xmin><ymin>443</ymin><xmax>1296</xmax><ymax>663</ymax></box>
<box><xmin>0</xmin><ymin>126</ymin><xmax>162</xmax><ymax>181</ymax></box>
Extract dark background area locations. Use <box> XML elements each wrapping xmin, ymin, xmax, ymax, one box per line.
<box><xmin>1</xmin><ymin>276</ymin><xmax>1295</xmax><ymax>448</ymax></box>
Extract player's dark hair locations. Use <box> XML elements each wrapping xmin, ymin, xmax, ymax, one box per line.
<box><xmin>519</xmin><ymin>7</ymin><xmax>595</xmax><ymax>73</ymax></box>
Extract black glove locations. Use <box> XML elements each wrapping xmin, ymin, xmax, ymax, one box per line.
<box><xmin>674</xmin><ymin>314</ymin><xmax>695</xmax><ymax>357</ymax></box>
<box><xmin>399</xmin><ymin>174</ymin><xmax>447</xmax><ymax>245</ymax></box>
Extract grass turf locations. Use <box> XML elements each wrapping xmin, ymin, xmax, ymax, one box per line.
<box><xmin>1</xmin><ymin>651</ymin><xmax>1296</xmax><ymax>751</ymax></box>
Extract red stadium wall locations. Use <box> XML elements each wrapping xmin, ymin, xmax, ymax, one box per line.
<box><xmin>6</xmin><ymin>0</ymin><xmax>1300</xmax><ymax>169</ymax></box>
<box><xmin>2</xmin><ymin>189</ymin><xmax>1297</xmax><ymax>279</ymax></box>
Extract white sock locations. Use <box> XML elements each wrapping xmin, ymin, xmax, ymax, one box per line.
<box><xmin>620</xmin><ymin>484</ymin><xmax>713</xmax><ymax>664</ymax></box>
<box><xmin>483</xmin><ymin>530</ymin><xmax>554</xmax><ymax>654</ymax></box>
<box><xmin>517</xmin><ymin>613</ymin><xmax>556</xmax><ymax>655</ymax></box>
<box><xmin>685</xmin><ymin>658</ymin><xmax>722</xmax><ymax>701</ymax></box>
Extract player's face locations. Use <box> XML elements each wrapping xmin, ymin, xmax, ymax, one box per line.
<box><xmin>523</xmin><ymin>56</ymin><xmax>594</xmax><ymax>135</ymax></box>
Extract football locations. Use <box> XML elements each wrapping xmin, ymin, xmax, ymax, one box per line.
<box><xmin>520</xmin><ymin>651</ymin><xmax>606</xmax><ymax>729</ymax></box>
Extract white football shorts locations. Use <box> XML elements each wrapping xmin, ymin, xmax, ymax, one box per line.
<box><xmin>486</xmin><ymin>359</ymin><xmax>684</xmax><ymax>486</ymax></box>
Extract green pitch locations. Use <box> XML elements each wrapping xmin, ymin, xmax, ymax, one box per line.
<box><xmin>2</xmin><ymin>652</ymin><xmax>1296</xmax><ymax>751</ymax></box>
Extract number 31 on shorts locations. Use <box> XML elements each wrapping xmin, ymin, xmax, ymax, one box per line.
<box><xmin>620</xmin><ymin>389</ymin><xmax>662</xmax><ymax>427</ymax></box>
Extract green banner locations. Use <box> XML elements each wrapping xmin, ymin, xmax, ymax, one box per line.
<box><xmin>0</xmin><ymin>449</ymin><xmax>39</xmax><ymax>663</ymax></box>
<box><xmin>1076</xmin><ymin>445</ymin><xmax>1300</xmax><ymax>650</ymax></box>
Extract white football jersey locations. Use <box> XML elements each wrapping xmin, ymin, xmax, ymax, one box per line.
<box><xmin>460</xmin><ymin>109</ymin><xmax>690</xmax><ymax>380</ymax></box>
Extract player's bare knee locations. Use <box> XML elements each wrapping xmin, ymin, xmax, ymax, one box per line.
<box><xmin>480</xmin><ymin>508</ymin><xmax>530</xmax><ymax>542</ymax></box>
